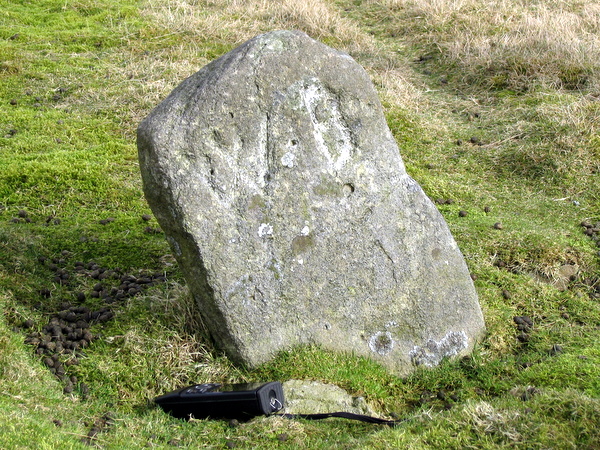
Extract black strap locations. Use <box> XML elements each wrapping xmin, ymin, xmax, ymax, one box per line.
<box><xmin>278</xmin><ymin>412</ymin><xmax>406</xmax><ymax>426</ymax></box>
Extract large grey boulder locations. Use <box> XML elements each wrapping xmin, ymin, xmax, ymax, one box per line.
<box><xmin>137</xmin><ymin>30</ymin><xmax>485</xmax><ymax>376</ymax></box>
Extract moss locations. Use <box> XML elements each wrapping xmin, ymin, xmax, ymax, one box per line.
<box><xmin>313</xmin><ymin>178</ymin><xmax>342</xmax><ymax>197</ymax></box>
<box><xmin>291</xmin><ymin>234</ymin><xmax>315</xmax><ymax>256</ymax></box>
<box><xmin>247</xmin><ymin>194</ymin><xmax>266</xmax><ymax>211</ymax></box>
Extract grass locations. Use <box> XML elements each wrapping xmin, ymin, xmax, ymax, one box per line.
<box><xmin>1</xmin><ymin>0</ymin><xmax>599</xmax><ymax>448</ymax></box>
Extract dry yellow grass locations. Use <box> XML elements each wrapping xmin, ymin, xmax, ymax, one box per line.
<box><xmin>143</xmin><ymin>0</ymin><xmax>373</xmax><ymax>51</ymax></box>
<box><xmin>370</xmin><ymin>0</ymin><xmax>600</xmax><ymax>90</ymax></box>
<box><xmin>132</xmin><ymin>0</ymin><xmax>598</xmax><ymax>138</ymax></box>
<box><xmin>461</xmin><ymin>400</ymin><xmax>523</xmax><ymax>442</ymax></box>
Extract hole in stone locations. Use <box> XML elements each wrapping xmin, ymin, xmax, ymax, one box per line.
<box><xmin>291</xmin><ymin>139</ymin><xmax>298</xmax><ymax>146</ymax></box>
<box><xmin>343</xmin><ymin>183</ymin><xmax>355</xmax><ymax>196</ymax></box>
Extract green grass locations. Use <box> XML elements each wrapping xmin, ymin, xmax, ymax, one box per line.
<box><xmin>1</xmin><ymin>0</ymin><xmax>600</xmax><ymax>448</ymax></box>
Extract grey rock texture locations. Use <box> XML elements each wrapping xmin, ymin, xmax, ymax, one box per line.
<box><xmin>282</xmin><ymin>380</ymin><xmax>376</xmax><ymax>415</ymax></box>
<box><xmin>137</xmin><ymin>30</ymin><xmax>485</xmax><ymax>375</ymax></box>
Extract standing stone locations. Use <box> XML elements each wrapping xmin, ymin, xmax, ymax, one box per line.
<box><xmin>137</xmin><ymin>30</ymin><xmax>485</xmax><ymax>375</ymax></box>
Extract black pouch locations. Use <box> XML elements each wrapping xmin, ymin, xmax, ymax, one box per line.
<box><xmin>154</xmin><ymin>382</ymin><xmax>285</xmax><ymax>420</ymax></box>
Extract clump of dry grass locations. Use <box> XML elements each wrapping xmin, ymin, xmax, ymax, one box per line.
<box><xmin>489</xmin><ymin>232</ymin><xmax>588</xmax><ymax>279</ymax></box>
<box><xmin>461</xmin><ymin>400</ymin><xmax>523</xmax><ymax>442</ymax></box>
<box><xmin>103</xmin><ymin>47</ymin><xmax>210</xmax><ymax>125</ymax></box>
<box><xmin>113</xmin><ymin>327</ymin><xmax>235</xmax><ymax>396</ymax></box>
<box><xmin>374</xmin><ymin>63</ymin><xmax>431</xmax><ymax>113</ymax></box>
<box><xmin>146</xmin><ymin>282</ymin><xmax>208</xmax><ymax>338</ymax></box>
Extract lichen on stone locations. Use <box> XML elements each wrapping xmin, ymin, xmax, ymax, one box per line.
<box><xmin>281</xmin><ymin>152</ymin><xmax>295</xmax><ymax>168</ymax></box>
<box><xmin>369</xmin><ymin>331</ymin><xmax>395</xmax><ymax>355</ymax></box>
<box><xmin>257</xmin><ymin>223</ymin><xmax>273</xmax><ymax>237</ymax></box>
<box><xmin>409</xmin><ymin>331</ymin><xmax>468</xmax><ymax>367</ymax></box>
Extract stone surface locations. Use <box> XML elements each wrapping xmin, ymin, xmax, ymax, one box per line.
<box><xmin>137</xmin><ymin>30</ymin><xmax>485</xmax><ymax>375</ymax></box>
<box><xmin>282</xmin><ymin>380</ymin><xmax>375</xmax><ymax>415</ymax></box>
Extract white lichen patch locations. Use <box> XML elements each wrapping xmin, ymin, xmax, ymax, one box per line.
<box><xmin>281</xmin><ymin>152</ymin><xmax>295</xmax><ymax>168</ymax></box>
<box><xmin>410</xmin><ymin>331</ymin><xmax>468</xmax><ymax>367</ymax></box>
<box><xmin>301</xmin><ymin>225</ymin><xmax>310</xmax><ymax>236</ymax></box>
<box><xmin>258</xmin><ymin>223</ymin><xmax>273</xmax><ymax>237</ymax></box>
<box><xmin>369</xmin><ymin>331</ymin><xmax>395</xmax><ymax>355</ymax></box>
<box><xmin>300</xmin><ymin>78</ymin><xmax>352</xmax><ymax>173</ymax></box>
